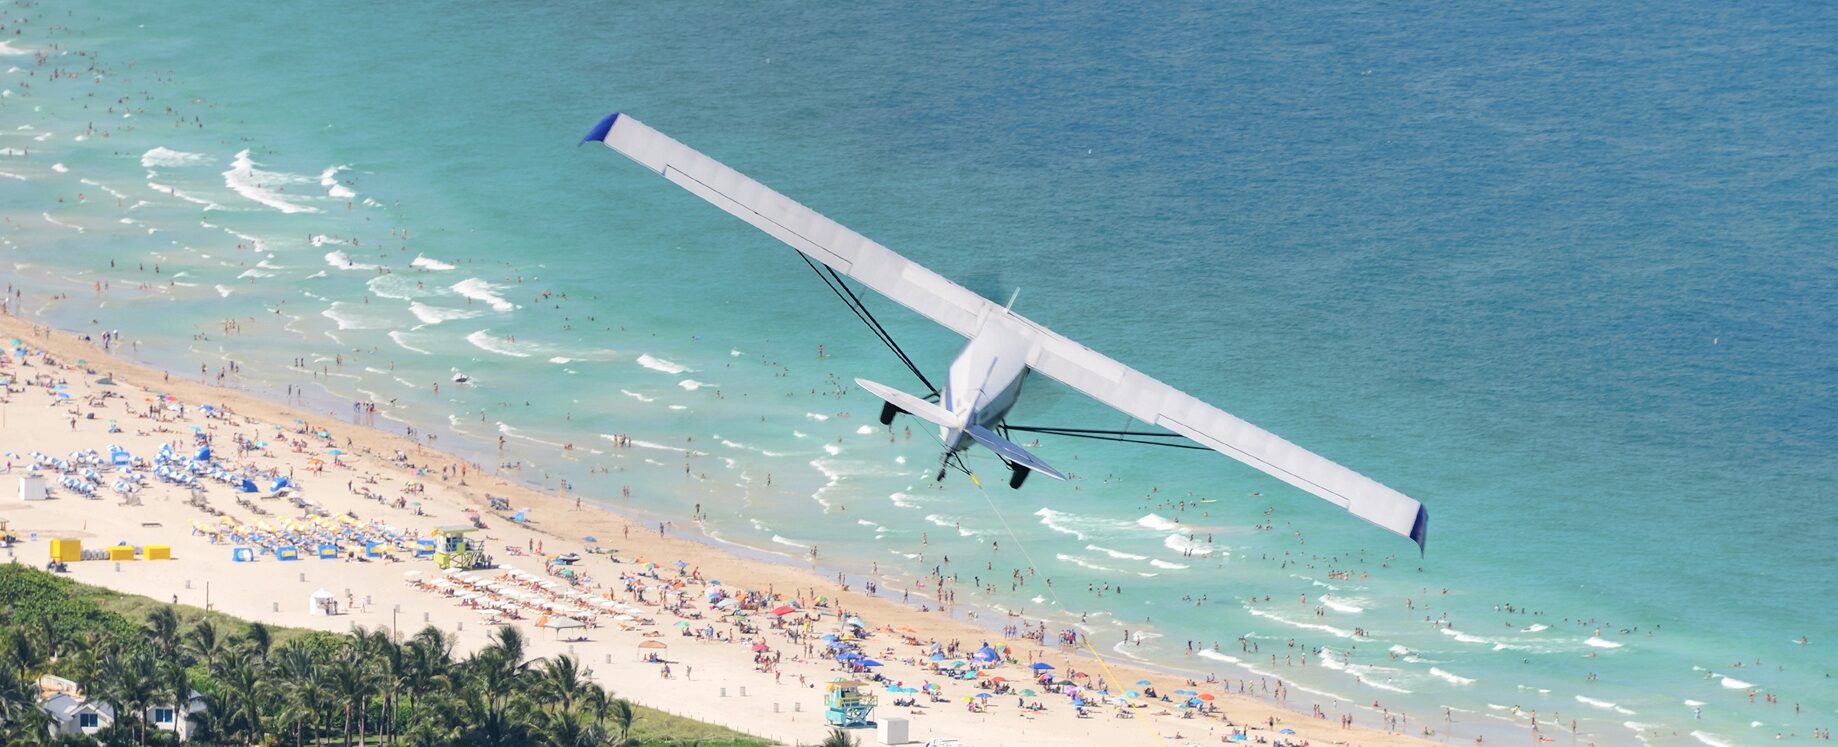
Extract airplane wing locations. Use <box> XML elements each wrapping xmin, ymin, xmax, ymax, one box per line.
<box><xmin>582</xmin><ymin>112</ymin><xmax>1428</xmax><ymax>552</ymax></box>
<box><xmin>581</xmin><ymin>113</ymin><xmax>990</xmax><ymax>338</ymax></box>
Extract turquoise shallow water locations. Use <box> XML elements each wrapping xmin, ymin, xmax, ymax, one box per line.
<box><xmin>2</xmin><ymin>1</ymin><xmax>1834</xmax><ymax>744</ymax></box>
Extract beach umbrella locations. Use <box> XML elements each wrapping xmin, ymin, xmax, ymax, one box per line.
<box><xmin>1020</xmin><ymin>689</ymin><xmax>1037</xmax><ymax>697</ymax></box>
<box><xmin>1136</xmin><ymin>680</ymin><xmax>1151</xmax><ymax>686</ymax></box>
<box><xmin>675</xmin><ymin>621</ymin><xmax>690</xmax><ymax>629</ymax></box>
<box><xmin>1279</xmin><ymin>729</ymin><xmax>1295</xmax><ymax>735</ymax></box>
<box><xmin>751</xmin><ymin>642</ymin><xmax>769</xmax><ymax>652</ymax></box>
<box><xmin>1198</xmin><ymin>693</ymin><xmax>1215</xmax><ymax>702</ymax></box>
<box><xmin>859</xmin><ymin>659</ymin><xmax>884</xmax><ymax>668</ymax></box>
<box><xmin>1030</xmin><ymin>662</ymin><xmax>1054</xmax><ymax>671</ymax></box>
<box><xmin>974</xmin><ymin>692</ymin><xmax>991</xmax><ymax>700</ymax></box>
<box><xmin>770</xmin><ymin>605</ymin><xmax>796</xmax><ymax>616</ymax></box>
<box><xmin>583</xmin><ymin>535</ymin><xmax>596</xmax><ymax>542</ymax></box>
<box><xmin>674</xmin><ymin>560</ymin><xmax>687</xmax><ymax>568</ymax></box>
<box><xmin>837</xmin><ymin>652</ymin><xmax>860</xmax><ymax>661</ymax></box>
<box><xmin>1124</xmin><ymin>690</ymin><xmax>1141</xmax><ymax>699</ymax></box>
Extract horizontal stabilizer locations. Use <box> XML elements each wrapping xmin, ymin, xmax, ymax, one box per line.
<box><xmin>856</xmin><ymin>379</ymin><xmax>959</xmax><ymax>430</ymax></box>
<box><xmin>965</xmin><ymin>425</ymin><xmax>1066</xmax><ymax>481</ymax></box>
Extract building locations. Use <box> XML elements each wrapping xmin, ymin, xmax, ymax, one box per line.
<box><xmin>37</xmin><ymin>674</ymin><xmax>207</xmax><ymax>741</ymax></box>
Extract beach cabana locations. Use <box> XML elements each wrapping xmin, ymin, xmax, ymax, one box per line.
<box><xmin>543</xmin><ymin>617</ymin><xmax>587</xmax><ymax>641</ymax></box>
<box><xmin>636</xmin><ymin>639</ymin><xmax>668</xmax><ymax>661</ymax></box>
<box><xmin>308</xmin><ymin>589</ymin><xmax>337</xmax><ymax>616</ymax></box>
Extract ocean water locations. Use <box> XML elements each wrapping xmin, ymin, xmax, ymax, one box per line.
<box><xmin>3</xmin><ymin>1</ymin><xmax>1835</xmax><ymax>744</ymax></box>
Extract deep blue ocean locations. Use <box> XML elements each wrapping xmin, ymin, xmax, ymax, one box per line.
<box><xmin>2</xmin><ymin>1</ymin><xmax>1833</xmax><ymax>743</ymax></box>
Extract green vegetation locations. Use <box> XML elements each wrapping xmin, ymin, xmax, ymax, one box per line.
<box><xmin>0</xmin><ymin>565</ymin><xmax>774</xmax><ymax>745</ymax></box>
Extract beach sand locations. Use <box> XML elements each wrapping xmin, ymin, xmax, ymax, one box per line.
<box><xmin>0</xmin><ymin>313</ymin><xmax>1436</xmax><ymax>747</ymax></box>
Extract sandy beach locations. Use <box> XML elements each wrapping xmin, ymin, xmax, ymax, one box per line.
<box><xmin>0</xmin><ymin>312</ymin><xmax>1437</xmax><ymax>747</ymax></box>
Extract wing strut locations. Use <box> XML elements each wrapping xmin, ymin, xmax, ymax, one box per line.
<box><xmin>796</xmin><ymin>253</ymin><xmax>938</xmax><ymax>394</ymax></box>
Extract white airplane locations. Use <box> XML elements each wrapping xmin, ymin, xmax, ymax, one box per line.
<box><xmin>581</xmin><ymin>113</ymin><xmax>1429</xmax><ymax>551</ymax></box>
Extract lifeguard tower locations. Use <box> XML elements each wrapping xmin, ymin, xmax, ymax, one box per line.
<box><xmin>823</xmin><ymin>679</ymin><xmax>876</xmax><ymax>728</ymax></box>
<box><xmin>431</xmin><ymin>525</ymin><xmax>491</xmax><ymax>570</ymax></box>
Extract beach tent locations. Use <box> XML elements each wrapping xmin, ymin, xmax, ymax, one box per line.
<box><xmin>636</xmin><ymin>639</ymin><xmax>668</xmax><ymax>661</ymax></box>
<box><xmin>195</xmin><ymin>446</ymin><xmax>211</xmax><ymax>461</ymax></box>
<box><xmin>308</xmin><ymin>589</ymin><xmax>336</xmax><ymax>616</ymax></box>
<box><xmin>239</xmin><ymin>479</ymin><xmax>259</xmax><ymax>493</ymax></box>
<box><xmin>18</xmin><ymin>475</ymin><xmax>47</xmax><ymax>501</ymax></box>
<box><xmin>543</xmin><ymin>617</ymin><xmax>587</xmax><ymax>641</ymax></box>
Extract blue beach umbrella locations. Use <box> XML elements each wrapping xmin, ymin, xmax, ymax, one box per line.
<box><xmin>1030</xmin><ymin>662</ymin><xmax>1054</xmax><ymax>671</ymax></box>
<box><xmin>858</xmin><ymin>659</ymin><xmax>883</xmax><ymax>667</ymax></box>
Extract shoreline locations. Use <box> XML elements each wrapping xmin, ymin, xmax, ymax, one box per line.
<box><xmin>0</xmin><ymin>308</ymin><xmax>1441</xmax><ymax>747</ymax></box>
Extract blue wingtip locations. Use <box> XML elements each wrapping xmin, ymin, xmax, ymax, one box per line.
<box><xmin>1410</xmin><ymin>505</ymin><xmax>1429</xmax><ymax>556</ymax></box>
<box><xmin>580</xmin><ymin>112</ymin><xmax>620</xmax><ymax>146</ymax></box>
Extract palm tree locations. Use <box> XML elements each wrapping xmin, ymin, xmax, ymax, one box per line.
<box><xmin>2</xmin><ymin>628</ymin><xmax>42</xmax><ymax>683</ymax></box>
<box><xmin>183</xmin><ymin>619</ymin><xmax>222</xmax><ymax>675</ymax></box>
<box><xmin>212</xmin><ymin>653</ymin><xmax>266</xmax><ymax>744</ymax></box>
<box><xmin>239</xmin><ymin>621</ymin><xmax>272</xmax><ymax>665</ymax></box>
<box><xmin>327</xmin><ymin>652</ymin><xmax>377</xmax><ymax>747</ymax></box>
<box><xmin>402</xmin><ymin>626</ymin><xmax>452</xmax><ymax>731</ymax></box>
<box><xmin>820</xmin><ymin>727</ymin><xmax>859</xmax><ymax>747</ymax></box>
<box><xmin>603</xmin><ymin>698</ymin><xmax>637</xmax><ymax>747</ymax></box>
<box><xmin>143</xmin><ymin>607</ymin><xmax>182</xmax><ymax>663</ymax></box>
<box><xmin>532</xmin><ymin>655</ymin><xmax>596</xmax><ymax>714</ymax></box>
<box><xmin>159</xmin><ymin>658</ymin><xmax>196</xmax><ymax>744</ymax></box>
<box><xmin>91</xmin><ymin>646</ymin><xmax>160</xmax><ymax>746</ymax></box>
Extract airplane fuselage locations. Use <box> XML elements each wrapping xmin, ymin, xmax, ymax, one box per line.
<box><xmin>940</xmin><ymin>319</ymin><xmax>1032</xmax><ymax>453</ymax></box>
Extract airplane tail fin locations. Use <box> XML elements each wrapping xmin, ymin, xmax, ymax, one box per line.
<box><xmin>855</xmin><ymin>379</ymin><xmax>959</xmax><ymax>430</ymax></box>
<box><xmin>965</xmin><ymin>424</ymin><xmax>1066</xmax><ymax>481</ymax></box>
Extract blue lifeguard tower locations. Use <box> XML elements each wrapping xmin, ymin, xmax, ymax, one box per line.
<box><xmin>823</xmin><ymin>679</ymin><xmax>876</xmax><ymax>728</ymax></box>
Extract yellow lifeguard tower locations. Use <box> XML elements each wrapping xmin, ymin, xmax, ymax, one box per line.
<box><xmin>824</xmin><ymin>679</ymin><xmax>877</xmax><ymax>728</ymax></box>
<box><xmin>431</xmin><ymin>525</ymin><xmax>490</xmax><ymax>570</ymax></box>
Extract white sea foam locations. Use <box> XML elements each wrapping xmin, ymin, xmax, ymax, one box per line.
<box><xmin>855</xmin><ymin>425</ymin><xmax>877</xmax><ymax>435</ymax></box>
<box><xmin>408</xmin><ymin>302</ymin><xmax>481</xmax><ymax>325</ymax></box>
<box><xmin>450</xmin><ymin>278</ymin><xmax>517</xmax><ymax>312</ymax></box>
<box><xmin>678</xmin><ymin>379</ymin><xmax>712</xmax><ymax>391</ymax></box>
<box><xmin>1585</xmin><ymin>637</ymin><xmax>1624</xmax><ymax>649</ymax></box>
<box><xmin>1719</xmin><ymin>676</ymin><xmax>1754</xmax><ymax>690</ymax></box>
<box><xmin>324</xmin><ymin>250</ymin><xmax>380</xmax><ymax>271</ymax></box>
<box><xmin>466</xmin><ymin>330</ymin><xmax>531</xmax><ymax>358</ymax></box>
<box><xmin>1521</xmin><ymin>623</ymin><xmax>1549</xmax><ymax>632</ymax></box>
<box><xmin>235</xmin><ymin>269</ymin><xmax>272</xmax><ymax>279</ymax></box>
<box><xmin>1245</xmin><ymin>607</ymin><xmax>1354</xmax><ymax>639</ymax></box>
<box><xmin>1086</xmin><ymin>545</ymin><xmax>1147</xmax><ymax>560</ymax></box>
<box><xmin>1691</xmin><ymin>732</ymin><xmax>1735</xmax><ymax>747</ymax></box>
<box><xmin>822</xmin><ymin>443</ymin><xmax>842</xmax><ymax>455</ymax></box>
<box><xmin>1684</xmin><ymin>699</ymin><xmax>1705</xmax><ymax>707</ymax></box>
<box><xmin>214</xmin><ymin>285</ymin><xmax>233</xmax><ymax>298</ymax></box>
<box><xmin>1148</xmin><ymin>559</ymin><xmax>1189</xmax><ymax>569</ymax></box>
<box><xmin>79</xmin><ymin>180</ymin><xmax>128</xmax><ymax>201</ymax></box>
<box><xmin>1055</xmin><ymin>554</ymin><xmax>1124</xmax><ymax>575</ymax></box>
<box><xmin>620</xmin><ymin>389</ymin><xmax>655</xmax><ymax>403</ymax></box>
<box><xmin>321</xmin><ymin>302</ymin><xmax>394</xmax><ymax>330</ymax></box>
<box><xmin>770</xmin><ymin>535</ymin><xmax>810</xmax><ymax>549</ymax></box>
<box><xmin>146</xmin><ymin>181</ymin><xmax>224</xmax><ymax>210</ymax></box>
<box><xmin>548</xmin><ymin>357</ymin><xmax>571</xmax><ymax>364</ymax></box>
<box><xmin>318</xmin><ymin>165</ymin><xmax>356</xmax><ymax>199</ymax></box>
<box><xmin>411</xmin><ymin>254</ymin><xmax>455</xmax><ymax>271</ymax></box>
<box><xmin>636</xmin><ymin>353</ymin><xmax>689</xmax><ymax>374</ymax></box>
<box><xmin>1576</xmin><ymin>695</ymin><xmax>1622</xmax><ymax>711</ymax></box>
<box><xmin>223</xmin><ymin>149</ymin><xmax>320</xmax><ymax>213</ymax></box>
<box><xmin>140</xmin><ymin>147</ymin><xmax>210</xmax><ymax>168</ymax></box>
<box><xmin>50</xmin><ymin>162</ymin><xmax>66</xmax><ymax>173</ymax></box>
<box><xmin>1162</xmin><ymin>534</ymin><xmax>1217</xmax><ymax>557</ymax></box>
<box><xmin>1319</xmin><ymin>596</ymin><xmax>1366</xmax><ymax>614</ymax></box>
<box><xmin>1428</xmin><ymin>667</ymin><xmax>1475</xmax><ymax>686</ymax></box>
<box><xmin>40</xmin><ymin>213</ymin><xmax>81</xmax><ymax>232</ymax></box>
<box><xmin>730</xmin><ymin>348</ymin><xmax>744</xmax><ymax>357</ymax></box>
<box><xmin>889</xmin><ymin>492</ymin><xmax>919</xmax><ymax>509</ymax></box>
<box><xmin>367</xmin><ymin>273</ymin><xmax>439</xmax><ymax>300</ymax></box>
<box><xmin>804</xmin><ymin>412</ymin><xmax>830</xmax><ymax>421</ymax></box>
<box><xmin>1136</xmin><ymin>513</ymin><xmax>1181</xmax><ymax>531</ymax></box>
